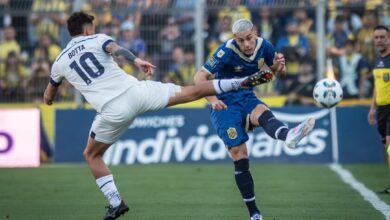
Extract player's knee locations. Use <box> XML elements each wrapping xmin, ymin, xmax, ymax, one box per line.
<box><xmin>250</xmin><ymin>104</ymin><xmax>269</xmax><ymax>124</ymax></box>
<box><xmin>83</xmin><ymin>147</ymin><xmax>100</xmax><ymax>162</ymax></box>
<box><xmin>229</xmin><ymin>145</ymin><xmax>248</xmax><ymax>161</ymax></box>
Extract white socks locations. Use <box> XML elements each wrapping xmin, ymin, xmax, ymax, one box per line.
<box><xmin>212</xmin><ymin>78</ymin><xmax>245</xmax><ymax>94</ymax></box>
<box><xmin>96</xmin><ymin>174</ymin><xmax>122</xmax><ymax>208</ymax></box>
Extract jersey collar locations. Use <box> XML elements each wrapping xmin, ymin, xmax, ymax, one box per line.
<box><xmin>226</xmin><ymin>37</ymin><xmax>263</xmax><ymax>62</ymax></box>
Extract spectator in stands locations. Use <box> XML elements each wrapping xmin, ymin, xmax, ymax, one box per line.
<box><xmin>118</xmin><ymin>20</ymin><xmax>146</xmax><ymax>59</ymax></box>
<box><xmin>285</xmin><ymin>57</ymin><xmax>316</xmax><ymax>106</ymax></box>
<box><xmin>29</xmin><ymin>0</ymin><xmax>70</xmax><ymax>48</ymax></box>
<box><xmin>356</xmin><ymin>11</ymin><xmax>378</xmax><ymax>65</ymax></box>
<box><xmin>254</xmin><ymin>7</ymin><xmax>280</xmax><ymax>42</ymax></box>
<box><xmin>0</xmin><ymin>26</ymin><xmax>20</xmax><ymax>61</ymax></box>
<box><xmin>276</xmin><ymin>19</ymin><xmax>310</xmax><ymax>57</ymax></box>
<box><xmin>27</xmin><ymin>57</ymin><xmax>51</xmax><ymax>102</ymax></box>
<box><xmin>327</xmin><ymin>8</ymin><xmax>362</xmax><ymax>35</ymax></box>
<box><xmin>218</xmin><ymin>0</ymin><xmax>251</xmax><ymax>26</ymax></box>
<box><xmin>334</xmin><ymin>39</ymin><xmax>370</xmax><ymax>99</ymax></box>
<box><xmin>165</xmin><ymin>46</ymin><xmax>196</xmax><ymax>86</ymax></box>
<box><xmin>159</xmin><ymin>16</ymin><xmax>183</xmax><ymax>73</ymax></box>
<box><xmin>33</xmin><ymin>32</ymin><xmax>61</xmax><ymax>64</ymax></box>
<box><xmin>381</xmin><ymin>0</ymin><xmax>390</xmax><ymax>26</ymax></box>
<box><xmin>275</xmin><ymin>19</ymin><xmax>310</xmax><ymax>94</ymax></box>
<box><xmin>216</xmin><ymin>15</ymin><xmax>233</xmax><ymax>43</ymax></box>
<box><xmin>326</xmin><ymin>15</ymin><xmax>351</xmax><ymax>57</ymax></box>
<box><xmin>0</xmin><ymin>51</ymin><xmax>27</xmax><ymax>102</ymax></box>
<box><xmin>172</xmin><ymin>0</ymin><xmax>195</xmax><ymax>38</ymax></box>
<box><xmin>82</xmin><ymin>0</ymin><xmax>112</xmax><ymax>34</ymax></box>
<box><xmin>274</xmin><ymin>46</ymin><xmax>301</xmax><ymax>95</ymax></box>
<box><xmin>293</xmin><ymin>8</ymin><xmax>316</xmax><ymax>57</ymax></box>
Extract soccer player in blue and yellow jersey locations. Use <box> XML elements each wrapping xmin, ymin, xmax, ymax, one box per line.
<box><xmin>194</xmin><ymin>19</ymin><xmax>315</xmax><ymax>220</ymax></box>
<box><xmin>368</xmin><ymin>25</ymin><xmax>390</xmax><ymax>194</ymax></box>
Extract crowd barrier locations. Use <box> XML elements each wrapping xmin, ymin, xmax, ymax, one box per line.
<box><xmin>54</xmin><ymin>106</ymin><xmax>385</xmax><ymax>164</ymax></box>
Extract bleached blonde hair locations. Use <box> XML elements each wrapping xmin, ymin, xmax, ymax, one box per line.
<box><xmin>231</xmin><ymin>19</ymin><xmax>254</xmax><ymax>34</ymax></box>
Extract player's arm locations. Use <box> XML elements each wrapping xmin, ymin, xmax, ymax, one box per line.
<box><xmin>105</xmin><ymin>41</ymin><xmax>156</xmax><ymax>76</ymax></box>
<box><xmin>194</xmin><ymin>68</ymin><xmax>227</xmax><ymax>110</ymax></box>
<box><xmin>43</xmin><ymin>82</ymin><xmax>59</xmax><ymax>105</ymax></box>
<box><xmin>368</xmin><ymin>89</ymin><xmax>377</xmax><ymax>125</ymax></box>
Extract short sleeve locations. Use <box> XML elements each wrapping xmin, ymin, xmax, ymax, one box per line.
<box><xmin>50</xmin><ymin>61</ymin><xmax>64</xmax><ymax>87</ymax></box>
<box><xmin>97</xmin><ymin>34</ymin><xmax>115</xmax><ymax>53</ymax></box>
<box><xmin>203</xmin><ymin>46</ymin><xmax>228</xmax><ymax>75</ymax></box>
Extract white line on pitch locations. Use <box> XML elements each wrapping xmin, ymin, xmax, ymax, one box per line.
<box><xmin>329</xmin><ymin>163</ymin><xmax>390</xmax><ymax>220</ymax></box>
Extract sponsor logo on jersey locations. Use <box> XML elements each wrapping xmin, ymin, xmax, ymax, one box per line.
<box><xmin>217</xmin><ymin>50</ymin><xmax>225</xmax><ymax>58</ymax></box>
<box><xmin>377</xmin><ymin>61</ymin><xmax>384</xmax><ymax>68</ymax></box>
<box><xmin>258</xmin><ymin>58</ymin><xmax>264</xmax><ymax>69</ymax></box>
<box><xmin>227</xmin><ymin>127</ymin><xmax>237</xmax><ymax>139</ymax></box>
<box><xmin>206</xmin><ymin>56</ymin><xmax>218</xmax><ymax>68</ymax></box>
<box><xmin>234</xmin><ymin>66</ymin><xmax>243</xmax><ymax>72</ymax></box>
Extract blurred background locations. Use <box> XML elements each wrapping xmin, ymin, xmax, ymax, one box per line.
<box><xmin>1</xmin><ymin>0</ymin><xmax>389</xmax><ymax>103</ymax></box>
<box><xmin>0</xmin><ymin>0</ymin><xmax>389</xmax><ymax>165</ymax></box>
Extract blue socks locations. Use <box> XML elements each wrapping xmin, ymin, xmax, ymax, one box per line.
<box><xmin>258</xmin><ymin>110</ymin><xmax>288</xmax><ymax>140</ymax></box>
<box><xmin>234</xmin><ymin>159</ymin><xmax>260</xmax><ymax>217</ymax></box>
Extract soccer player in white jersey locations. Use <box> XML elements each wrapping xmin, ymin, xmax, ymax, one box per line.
<box><xmin>44</xmin><ymin>12</ymin><xmax>272</xmax><ymax>220</ymax></box>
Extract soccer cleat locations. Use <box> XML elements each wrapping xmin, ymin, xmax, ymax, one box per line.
<box><xmin>285</xmin><ymin>118</ymin><xmax>315</xmax><ymax>149</ymax></box>
<box><xmin>240</xmin><ymin>70</ymin><xmax>274</xmax><ymax>88</ymax></box>
<box><xmin>103</xmin><ymin>200</ymin><xmax>129</xmax><ymax>220</ymax></box>
<box><xmin>250</xmin><ymin>213</ymin><xmax>262</xmax><ymax>220</ymax></box>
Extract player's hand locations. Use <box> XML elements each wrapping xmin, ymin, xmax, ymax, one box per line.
<box><xmin>368</xmin><ymin>108</ymin><xmax>377</xmax><ymax>125</ymax></box>
<box><xmin>134</xmin><ymin>58</ymin><xmax>156</xmax><ymax>77</ymax></box>
<box><xmin>272</xmin><ymin>53</ymin><xmax>286</xmax><ymax>77</ymax></box>
<box><xmin>210</xmin><ymin>100</ymin><xmax>227</xmax><ymax>111</ymax></box>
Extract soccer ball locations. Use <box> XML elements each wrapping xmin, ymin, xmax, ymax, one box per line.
<box><xmin>313</xmin><ymin>78</ymin><xmax>343</xmax><ymax>108</ymax></box>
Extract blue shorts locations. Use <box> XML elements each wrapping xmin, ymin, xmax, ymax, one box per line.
<box><xmin>210</xmin><ymin>95</ymin><xmax>266</xmax><ymax>148</ymax></box>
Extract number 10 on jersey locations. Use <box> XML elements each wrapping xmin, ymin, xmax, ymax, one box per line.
<box><xmin>69</xmin><ymin>52</ymin><xmax>105</xmax><ymax>85</ymax></box>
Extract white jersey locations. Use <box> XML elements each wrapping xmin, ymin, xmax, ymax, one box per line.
<box><xmin>51</xmin><ymin>34</ymin><xmax>138</xmax><ymax>112</ymax></box>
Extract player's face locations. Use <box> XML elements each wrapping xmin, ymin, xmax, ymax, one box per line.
<box><xmin>234</xmin><ymin>29</ymin><xmax>257</xmax><ymax>56</ymax></box>
<box><xmin>373</xmin><ymin>29</ymin><xmax>390</xmax><ymax>54</ymax></box>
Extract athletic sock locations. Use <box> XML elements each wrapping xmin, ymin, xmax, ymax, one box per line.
<box><xmin>234</xmin><ymin>159</ymin><xmax>260</xmax><ymax>216</ymax></box>
<box><xmin>258</xmin><ymin>110</ymin><xmax>288</xmax><ymax>140</ymax></box>
<box><xmin>212</xmin><ymin>78</ymin><xmax>245</xmax><ymax>94</ymax></box>
<box><xmin>96</xmin><ymin>174</ymin><xmax>122</xmax><ymax>208</ymax></box>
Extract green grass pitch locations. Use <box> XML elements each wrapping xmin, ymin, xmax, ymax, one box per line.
<box><xmin>1</xmin><ymin>163</ymin><xmax>390</xmax><ymax>220</ymax></box>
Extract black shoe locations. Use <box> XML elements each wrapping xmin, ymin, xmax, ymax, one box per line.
<box><xmin>378</xmin><ymin>186</ymin><xmax>390</xmax><ymax>194</ymax></box>
<box><xmin>240</xmin><ymin>70</ymin><xmax>274</xmax><ymax>88</ymax></box>
<box><xmin>103</xmin><ymin>200</ymin><xmax>129</xmax><ymax>220</ymax></box>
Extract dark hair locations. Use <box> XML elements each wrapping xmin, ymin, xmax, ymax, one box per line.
<box><xmin>374</xmin><ymin>25</ymin><xmax>389</xmax><ymax>33</ymax></box>
<box><xmin>67</xmin><ymin>12</ymin><xmax>94</xmax><ymax>37</ymax></box>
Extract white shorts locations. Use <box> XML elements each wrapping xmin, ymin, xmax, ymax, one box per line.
<box><xmin>90</xmin><ymin>81</ymin><xmax>181</xmax><ymax>144</ymax></box>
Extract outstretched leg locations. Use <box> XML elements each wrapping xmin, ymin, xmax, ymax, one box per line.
<box><xmin>168</xmin><ymin>71</ymin><xmax>271</xmax><ymax>107</ymax></box>
<box><xmin>248</xmin><ymin>104</ymin><xmax>315</xmax><ymax>149</ymax></box>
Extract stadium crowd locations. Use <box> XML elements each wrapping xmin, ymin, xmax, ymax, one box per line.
<box><xmin>0</xmin><ymin>0</ymin><xmax>389</xmax><ymax>104</ymax></box>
